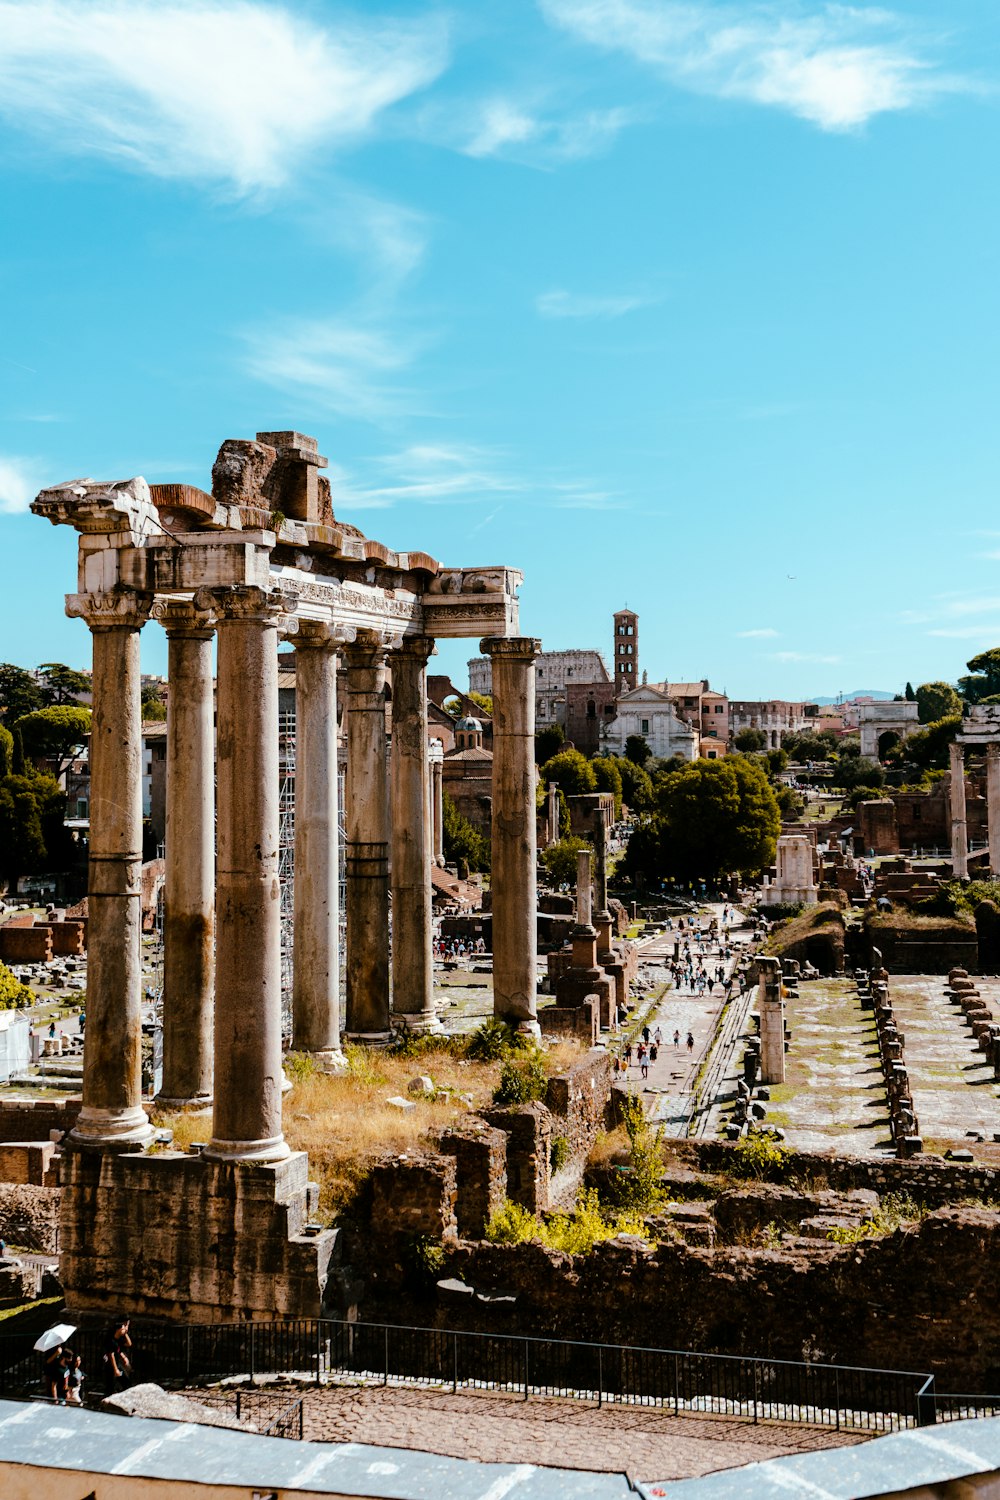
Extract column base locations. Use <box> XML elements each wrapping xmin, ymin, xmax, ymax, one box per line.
<box><xmin>507</xmin><ymin>1018</ymin><xmax>541</xmax><ymax>1041</ymax></box>
<box><xmin>395</xmin><ymin>1012</ymin><xmax>444</xmax><ymax>1035</ymax></box>
<box><xmin>154</xmin><ymin>1093</ymin><xmax>213</xmax><ymax>1112</ymax></box>
<box><xmin>68</xmin><ymin>1105</ymin><xmax>154</xmax><ymax>1151</ymax></box>
<box><xmin>202</xmin><ymin>1134</ymin><xmax>291</xmax><ymax>1164</ymax></box>
<box><xmin>310</xmin><ymin>1048</ymin><xmax>350</xmax><ymax>1075</ymax></box>
<box><xmin>342</xmin><ymin>1030</ymin><xmax>393</xmax><ymax>1048</ymax></box>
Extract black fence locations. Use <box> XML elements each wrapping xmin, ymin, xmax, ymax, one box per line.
<box><xmin>193</xmin><ymin>1387</ymin><xmax>305</xmax><ymax>1439</ymax></box>
<box><xmin>2</xmin><ymin>1317</ymin><xmax>993</xmax><ymax>1434</ymax></box>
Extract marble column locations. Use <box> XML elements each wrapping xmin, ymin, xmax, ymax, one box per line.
<box><xmin>429</xmin><ymin>742</ymin><xmax>445</xmax><ymax>866</ymax></box>
<box><xmin>950</xmin><ymin>739</ymin><xmax>969</xmax><ymax>879</ymax></box>
<box><xmin>66</xmin><ymin>589</ymin><xmax>153</xmax><ymax>1148</ymax></box>
<box><xmin>199</xmin><ymin>584</ymin><xmax>295</xmax><ymax>1162</ymax></box>
<box><xmin>989</xmin><ymin>744</ymin><xmax>1000</xmax><ymax>877</ymax></box>
<box><xmin>480</xmin><ymin>636</ymin><xmax>542</xmax><ymax>1036</ymax></box>
<box><xmin>592</xmin><ymin>807</ymin><xmax>614</xmax><ymax>954</ymax></box>
<box><xmin>391</xmin><ymin>638</ymin><xmax>440</xmax><ymax>1031</ymax></box>
<box><xmin>155</xmin><ymin>602</ymin><xmax>215</xmax><ymax>1109</ymax></box>
<box><xmin>344</xmin><ymin>631</ymin><xmax>394</xmax><ymax>1040</ymax></box>
<box><xmin>290</xmin><ymin>621</ymin><xmax>352</xmax><ymax>1068</ymax></box>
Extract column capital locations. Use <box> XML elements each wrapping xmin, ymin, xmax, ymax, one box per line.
<box><xmin>988</xmin><ymin>742</ymin><xmax>1000</xmax><ymax>760</ymax></box>
<box><xmin>344</xmin><ymin>627</ymin><xmax>402</xmax><ymax>669</ymax></box>
<box><xmin>152</xmin><ymin>598</ymin><xmax>216</xmax><ymax>639</ymax></box>
<box><xmin>195</xmin><ymin>583</ymin><xmax>298</xmax><ymax>628</ymax></box>
<box><xmin>290</xmin><ymin>619</ymin><xmax>356</xmax><ymax>652</ymax></box>
<box><xmin>66</xmin><ymin>589</ymin><xmax>152</xmax><ymax>632</ymax></box>
<box><xmin>392</xmin><ymin>636</ymin><xmax>436</xmax><ymax>667</ymax></box>
<box><xmin>479</xmin><ymin>635</ymin><xmax>542</xmax><ymax>661</ymax></box>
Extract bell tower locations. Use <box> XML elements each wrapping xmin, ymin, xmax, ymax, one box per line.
<box><xmin>614</xmin><ymin>608</ymin><xmax>638</xmax><ymax>694</ymax></box>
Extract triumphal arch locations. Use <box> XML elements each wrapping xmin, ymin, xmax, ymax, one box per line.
<box><xmin>33</xmin><ymin>430</ymin><xmax>540</xmax><ymax>1322</ymax></box>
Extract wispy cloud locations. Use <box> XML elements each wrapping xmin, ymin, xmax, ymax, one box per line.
<box><xmin>0</xmin><ymin>456</ymin><xmax>41</xmax><ymax>514</ymax></box>
<box><xmin>737</xmin><ymin>627</ymin><xmax>779</xmax><ymax>639</ymax></box>
<box><xmin>0</xmin><ymin>1</ymin><xmax>449</xmax><ymax>194</ymax></box>
<box><xmin>770</xmin><ymin>650</ymin><xmax>841</xmax><ymax>664</ymax></box>
<box><xmin>540</xmin><ymin>0</ymin><xmax>969</xmax><ymax>130</ymax></box>
<box><xmin>438</xmin><ymin>97</ymin><xmax>635</xmax><ymax>163</ymax></box>
<box><xmin>536</xmin><ymin>289</ymin><xmax>647</xmax><ymax>319</ymax></box>
<box><xmin>928</xmin><ymin>627</ymin><xmax>1000</xmax><ymax>640</ymax></box>
<box><xmin>242</xmin><ymin>319</ymin><xmax>421</xmax><ymax>423</ymax></box>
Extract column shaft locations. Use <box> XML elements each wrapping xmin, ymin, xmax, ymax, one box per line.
<box><xmin>481</xmin><ymin>636</ymin><xmax>542</xmax><ymax>1035</ymax></box>
<box><xmin>989</xmin><ymin>744</ymin><xmax>1000</xmax><ymax>877</ymax></box>
<box><xmin>950</xmin><ymin>740</ymin><xmax>968</xmax><ymax>879</ymax></box>
<box><xmin>292</xmin><ymin>623</ymin><xmax>346</xmax><ymax>1063</ymax></box>
<box><xmin>344</xmin><ymin>633</ymin><xmax>392</xmax><ymax>1039</ymax></box>
<box><xmin>202</xmin><ymin>585</ymin><xmax>292</xmax><ymax>1161</ymax></box>
<box><xmin>431</xmin><ymin>753</ymin><xmax>444</xmax><ymax>866</ymax></box>
<box><xmin>391</xmin><ymin>640</ymin><xmax>438</xmax><ymax>1030</ymax></box>
<box><xmin>67</xmin><ymin>591</ymin><xmax>152</xmax><ymax>1147</ymax></box>
<box><xmin>157</xmin><ymin>607</ymin><xmax>215</xmax><ymax>1107</ymax></box>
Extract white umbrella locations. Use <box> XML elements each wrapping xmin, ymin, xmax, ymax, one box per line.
<box><xmin>33</xmin><ymin>1324</ymin><xmax>75</xmax><ymax>1353</ymax></box>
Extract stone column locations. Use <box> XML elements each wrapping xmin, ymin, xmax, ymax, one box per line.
<box><xmin>199</xmin><ymin>584</ymin><xmax>296</xmax><ymax>1162</ymax></box>
<box><xmin>592</xmin><ymin>808</ymin><xmax>614</xmax><ymax>954</ymax></box>
<box><xmin>950</xmin><ymin>740</ymin><xmax>969</xmax><ymax>879</ymax></box>
<box><xmin>154</xmin><ymin>602</ymin><xmax>215</xmax><ymax>1109</ymax></box>
<box><xmin>291</xmin><ymin>621</ymin><xmax>353</xmax><ymax>1068</ymax></box>
<box><xmin>344</xmin><ymin>631</ymin><xmax>394</xmax><ymax>1040</ymax></box>
<box><xmin>66</xmin><ymin>590</ymin><xmax>153</xmax><ymax>1148</ymax></box>
<box><xmin>429</xmin><ymin>742</ymin><xmax>445</xmax><ymax>866</ymax></box>
<box><xmin>391</xmin><ymin>638</ymin><xmax>440</xmax><ymax>1031</ymax></box>
<box><xmin>480</xmin><ymin>636</ymin><xmax>542</xmax><ymax>1036</ymax></box>
<box><xmin>988</xmin><ymin>744</ymin><xmax>1000</xmax><ymax>877</ymax></box>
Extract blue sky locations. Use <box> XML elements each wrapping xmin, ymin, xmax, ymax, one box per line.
<box><xmin>0</xmin><ymin>0</ymin><xmax>998</xmax><ymax>699</ymax></box>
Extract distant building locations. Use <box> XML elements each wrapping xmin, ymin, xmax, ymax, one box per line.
<box><xmin>600</xmin><ymin>684</ymin><xmax>698</xmax><ymax>761</ymax></box>
<box><xmin>613</xmin><ymin>609</ymin><xmax>639</xmax><ymax>694</ymax></box>
<box><xmin>468</xmin><ymin>648</ymin><xmax>609</xmax><ymax>730</ymax></box>
<box><xmin>729</xmin><ymin>699</ymin><xmax>820</xmax><ymax>748</ymax></box>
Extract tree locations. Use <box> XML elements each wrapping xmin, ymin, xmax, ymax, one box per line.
<box><xmin>782</xmin><ymin>730</ymin><xmax>838</xmax><ymax>762</ymax></box>
<box><xmin>534</xmin><ymin>724</ymin><xmax>564</xmax><ymax>764</ymax></box>
<box><xmin>466</xmin><ymin>691</ymin><xmax>493</xmax><ymax>716</ymax></box>
<box><xmin>542</xmin><ymin>836</ymin><xmax>592</xmax><ymax>888</ymax></box>
<box><xmin>623</xmin><ymin>756</ymin><xmax>780</xmax><ymax>884</ymax></box>
<box><xmin>776</xmin><ymin>785</ymin><xmax>804</xmax><ymax>821</ymax></box>
<box><xmin>834</xmin><ymin>754</ymin><xmax>884</xmax><ymax>791</ymax></box>
<box><xmin>906</xmin><ymin>714</ymin><xmax>962</xmax><ymax>772</ymax></box>
<box><xmin>959</xmin><ymin>649</ymin><xmax>1000</xmax><ymax>705</ymax></box>
<box><xmin>916</xmin><ymin>681</ymin><xmax>962</xmax><ymax>725</ymax></box>
<box><xmin>766</xmin><ymin>747</ymin><xmax>788</xmax><ymax>776</ymax></box>
<box><xmin>37</xmin><ymin>662</ymin><xmax>90</xmax><ymax>705</ymax></box>
<box><xmin>0</xmin><ymin>777</ymin><xmax>46</xmax><ymax>881</ymax></box>
<box><xmin>0</xmin><ymin>664</ymin><xmax>44</xmax><ymax>724</ymax></box>
<box><xmin>591</xmin><ymin>755</ymin><xmax>623</xmax><ymax>818</ymax></box>
<box><xmin>0</xmin><ymin>724</ymin><xmax>12</xmax><ymax>779</ymax></box>
<box><xmin>617</xmin><ymin>756</ymin><xmax>653</xmax><ymax>812</ymax></box>
<box><xmin>442</xmin><ymin>791</ymin><xmax>489</xmax><ymax>874</ymax></box>
<box><xmin>540</xmin><ymin>748</ymin><xmax>597</xmax><ymax>799</ymax></box>
<box><xmin>734</xmin><ymin>728</ymin><xmax>767</xmax><ymax>753</ymax></box>
<box><xmin>625</xmin><ymin>734</ymin><xmax>651</xmax><ymax>767</ymax></box>
<box><xmin>15</xmin><ymin>706</ymin><xmax>92</xmax><ymax>777</ymax></box>
<box><xmin>905</xmin><ymin>682</ymin><xmax>916</xmax><ymax>701</ymax></box>
<box><xmin>142</xmin><ymin>688</ymin><xmax>167</xmax><ymax>723</ymax></box>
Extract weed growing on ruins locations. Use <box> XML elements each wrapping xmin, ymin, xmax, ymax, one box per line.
<box><xmin>827</xmin><ymin>1192</ymin><xmax>929</xmax><ymax>1244</ymax></box>
<box><xmin>493</xmin><ymin>1050</ymin><xmax>548</xmax><ymax>1106</ymax></box>
<box><xmin>283</xmin><ymin>1052</ymin><xmax>319</xmax><ymax>1085</ymax></box>
<box><xmin>402</xmin><ymin>1233</ymin><xmax>447</xmax><ymax>1291</ymax></box>
<box><xmin>466</xmin><ymin>1017</ymin><xmax>534</xmax><ymax>1062</ymax></box>
<box><xmin>344</xmin><ymin>1044</ymin><xmax>388</xmax><ymax>1087</ymax></box>
<box><xmin>731</xmin><ymin>1131</ymin><xmax>790</xmax><ymax>1183</ymax></box>
<box><xmin>603</xmin><ymin>1094</ymin><xmax>666</xmax><ymax>1212</ymax></box>
<box><xmin>485</xmin><ymin>1188</ymin><xmax>648</xmax><ymax>1254</ymax></box>
<box><xmin>0</xmin><ymin>962</ymin><xmax>32</xmax><ymax>1009</ymax></box>
<box><xmin>549</xmin><ymin>1135</ymin><xmax>570</xmax><ymax>1173</ymax></box>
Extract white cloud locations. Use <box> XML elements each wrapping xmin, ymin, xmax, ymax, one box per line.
<box><xmin>242</xmin><ymin>318</ymin><xmax>421</xmax><ymax>422</ymax></box>
<box><xmin>541</xmin><ymin>0</ymin><xmax>967</xmax><ymax>130</ymax></box>
<box><xmin>770</xmin><ymin>650</ymin><xmax>841</xmax><ymax>663</ymax></box>
<box><xmin>452</xmin><ymin>97</ymin><xmax>634</xmax><ymax>162</ymax></box>
<box><xmin>536</xmin><ymin>289</ymin><xmax>646</xmax><ymax>319</ymax></box>
<box><xmin>0</xmin><ymin>1</ymin><xmax>449</xmax><ymax>193</ymax></box>
<box><xmin>0</xmin><ymin>456</ymin><xmax>39</xmax><ymax>514</ymax></box>
<box><xmin>737</xmin><ymin>627</ymin><xmax>779</xmax><ymax>638</ymax></box>
<box><xmin>928</xmin><ymin>627</ymin><xmax>1000</xmax><ymax>640</ymax></box>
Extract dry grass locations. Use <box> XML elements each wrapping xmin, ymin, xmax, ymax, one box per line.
<box><xmin>153</xmin><ymin>1037</ymin><xmax>588</xmax><ymax>1221</ymax></box>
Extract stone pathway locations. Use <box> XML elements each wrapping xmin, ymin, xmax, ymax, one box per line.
<box><xmin>887</xmin><ymin>976</ymin><xmax>1000</xmax><ymax>1152</ymax></box>
<box><xmin>294</xmin><ymin>1382</ymin><xmax>868</xmax><ymax>1482</ymax></box>
<box><xmin>753</xmin><ymin>978</ymin><xmax>892</xmax><ymax>1155</ymax></box>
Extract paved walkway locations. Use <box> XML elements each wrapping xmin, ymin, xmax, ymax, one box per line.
<box><xmin>294</xmin><ymin>1382</ymin><xmax>868</xmax><ymax>1481</ymax></box>
<box><xmin>889</xmin><ymin>976</ymin><xmax>1000</xmax><ymax>1151</ymax></box>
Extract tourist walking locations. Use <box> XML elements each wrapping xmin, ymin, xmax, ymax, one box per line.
<box><xmin>102</xmin><ymin>1316</ymin><xmax>133</xmax><ymax>1396</ymax></box>
<box><xmin>686</xmin><ymin>1032</ymin><xmax>695</xmax><ymax>1053</ymax></box>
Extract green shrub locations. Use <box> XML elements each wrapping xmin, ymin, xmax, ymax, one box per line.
<box><xmin>486</xmin><ymin>1199</ymin><xmax>538</xmax><ymax>1245</ymax></box>
<box><xmin>762</xmin><ymin>902</ymin><xmax>804</xmax><ymax>923</ymax></box>
<box><xmin>827</xmin><ymin>1192</ymin><xmax>927</xmax><ymax>1243</ymax></box>
<box><xmin>493</xmin><ymin>1051</ymin><xmax>548</xmax><ymax>1106</ymax></box>
<box><xmin>605</xmin><ymin>1094</ymin><xmax>666</xmax><ymax>1211</ymax></box>
<box><xmin>549</xmin><ymin>1135</ymin><xmax>570</xmax><ymax>1173</ymax></box>
<box><xmin>731</xmin><ymin>1131</ymin><xmax>789</xmax><ymax>1182</ymax></box>
<box><xmin>0</xmin><ymin>962</ymin><xmax>32</xmax><ymax>1010</ymax></box>
<box><xmin>283</xmin><ymin>1051</ymin><xmax>318</xmax><ymax>1085</ymax></box>
<box><xmin>343</xmin><ymin>1043</ymin><xmax>387</xmax><ymax>1086</ymax></box>
<box><xmin>485</xmin><ymin>1189</ymin><xmax>649</xmax><ymax>1254</ymax></box>
<box><xmin>466</xmin><ymin>1017</ymin><xmax>531</xmax><ymax>1063</ymax></box>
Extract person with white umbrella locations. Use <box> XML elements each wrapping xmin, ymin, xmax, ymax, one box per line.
<box><xmin>34</xmin><ymin>1323</ymin><xmax>75</xmax><ymax>1402</ymax></box>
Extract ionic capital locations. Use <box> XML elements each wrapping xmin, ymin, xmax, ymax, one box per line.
<box><xmin>479</xmin><ymin>635</ymin><xmax>542</xmax><ymax>663</ymax></box>
<box><xmin>290</xmin><ymin>619</ymin><xmax>357</xmax><ymax>653</ymax></box>
<box><xmin>152</xmin><ymin>598</ymin><xmax>216</xmax><ymax>639</ymax></box>
<box><xmin>392</xmin><ymin>636</ymin><xmax>436</xmax><ymax>668</ymax></box>
<box><xmin>66</xmin><ymin>589</ymin><xmax>152</xmax><ymax>632</ymax></box>
<box><xmin>195</xmin><ymin>583</ymin><xmax>298</xmax><ymax>630</ymax></box>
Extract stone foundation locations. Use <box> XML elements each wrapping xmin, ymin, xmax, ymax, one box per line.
<box><xmin>0</xmin><ymin>1098</ymin><xmax>81</xmax><ymax>1141</ymax></box>
<box><xmin>60</xmin><ymin>1148</ymin><xmax>337</xmax><ymax>1323</ymax></box>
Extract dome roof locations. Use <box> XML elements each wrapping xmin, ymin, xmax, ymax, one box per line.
<box><xmin>455</xmin><ymin>715</ymin><xmax>483</xmax><ymax>733</ymax></box>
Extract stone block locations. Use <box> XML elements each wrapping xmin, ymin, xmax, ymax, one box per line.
<box><xmin>369</xmin><ymin>1152</ymin><xmax>457</xmax><ymax>1241</ymax></box>
<box><xmin>0</xmin><ymin>1141</ymin><xmax>55</xmax><ymax>1186</ymax></box>
<box><xmin>483</xmin><ymin>1103</ymin><xmax>553</xmax><ymax>1213</ymax></box>
<box><xmin>437</xmin><ymin>1122</ymin><xmax>507</xmax><ymax>1239</ymax></box>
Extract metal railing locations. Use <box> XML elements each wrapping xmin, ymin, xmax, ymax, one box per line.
<box><xmin>192</xmin><ymin>1387</ymin><xmax>305</xmax><ymax>1439</ymax></box>
<box><xmin>0</xmin><ymin>1317</ymin><xmax>948</xmax><ymax>1434</ymax></box>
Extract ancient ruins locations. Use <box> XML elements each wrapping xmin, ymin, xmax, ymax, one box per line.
<box><xmin>29</xmin><ymin>430</ymin><xmax>540</xmax><ymax>1320</ymax></box>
